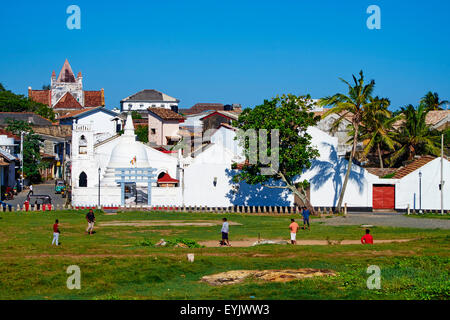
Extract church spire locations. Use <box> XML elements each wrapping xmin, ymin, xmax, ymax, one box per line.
<box><xmin>57</xmin><ymin>59</ymin><xmax>76</xmax><ymax>83</ymax></box>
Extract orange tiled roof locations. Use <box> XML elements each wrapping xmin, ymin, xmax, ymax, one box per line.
<box><xmin>53</xmin><ymin>92</ymin><xmax>83</xmax><ymax>109</ymax></box>
<box><xmin>393</xmin><ymin>156</ymin><xmax>436</xmax><ymax>179</ymax></box>
<box><xmin>148</xmin><ymin>107</ymin><xmax>184</xmax><ymax>121</ymax></box>
<box><xmin>58</xmin><ymin>108</ymin><xmax>97</xmax><ymax>119</ymax></box>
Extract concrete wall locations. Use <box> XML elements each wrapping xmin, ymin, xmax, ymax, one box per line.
<box><xmin>122</xmin><ymin>102</ymin><xmax>178</xmax><ymax>112</ymax></box>
<box><xmin>395</xmin><ymin>158</ymin><xmax>450</xmax><ymax>210</ymax></box>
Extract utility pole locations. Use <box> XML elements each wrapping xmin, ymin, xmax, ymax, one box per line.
<box><xmin>441</xmin><ymin>134</ymin><xmax>444</xmax><ymax>215</ymax></box>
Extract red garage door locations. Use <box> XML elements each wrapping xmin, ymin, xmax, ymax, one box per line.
<box><xmin>373</xmin><ymin>185</ymin><xmax>395</xmax><ymax>209</ymax></box>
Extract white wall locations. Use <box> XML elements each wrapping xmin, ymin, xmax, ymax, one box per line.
<box><xmin>395</xmin><ymin>158</ymin><xmax>450</xmax><ymax>210</ymax></box>
<box><xmin>122</xmin><ymin>102</ymin><xmax>178</xmax><ymax>112</ymax></box>
<box><xmin>75</xmin><ymin>110</ymin><xmax>118</xmax><ymax>142</ymax></box>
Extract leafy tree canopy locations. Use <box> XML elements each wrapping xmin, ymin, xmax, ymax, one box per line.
<box><xmin>0</xmin><ymin>83</ymin><xmax>56</xmax><ymax>121</ymax></box>
<box><xmin>232</xmin><ymin>94</ymin><xmax>320</xmax><ymax>210</ymax></box>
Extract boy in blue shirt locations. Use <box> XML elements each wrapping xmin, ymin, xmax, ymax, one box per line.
<box><xmin>302</xmin><ymin>207</ymin><xmax>311</xmax><ymax>230</ymax></box>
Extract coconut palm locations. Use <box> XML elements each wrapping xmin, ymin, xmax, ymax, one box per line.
<box><xmin>420</xmin><ymin>91</ymin><xmax>449</xmax><ymax>111</ymax></box>
<box><xmin>389</xmin><ymin>104</ymin><xmax>441</xmax><ymax>166</ymax></box>
<box><xmin>356</xmin><ymin>97</ymin><xmax>400</xmax><ymax>168</ymax></box>
<box><xmin>318</xmin><ymin>70</ymin><xmax>375</xmax><ymax>213</ymax></box>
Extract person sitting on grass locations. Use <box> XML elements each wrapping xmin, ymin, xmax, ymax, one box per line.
<box><xmin>221</xmin><ymin>218</ymin><xmax>231</xmax><ymax>247</ymax></box>
<box><xmin>85</xmin><ymin>209</ymin><xmax>96</xmax><ymax>235</ymax></box>
<box><xmin>361</xmin><ymin>229</ymin><xmax>374</xmax><ymax>244</ymax></box>
<box><xmin>52</xmin><ymin>219</ymin><xmax>60</xmax><ymax>246</ymax></box>
<box><xmin>302</xmin><ymin>207</ymin><xmax>311</xmax><ymax>230</ymax></box>
<box><xmin>289</xmin><ymin>218</ymin><xmax>299</xmax><ymax>244</ymax></box>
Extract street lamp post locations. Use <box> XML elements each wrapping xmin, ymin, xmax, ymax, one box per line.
<box><xmin>98</xmin><ymin>168</ymin><xmax>101</xmax><ymax>208</ymax></box>
<box><xmin>419</xmin><ymin>171</ymin><xmax>422</xmax><ymax>213</ymax></box>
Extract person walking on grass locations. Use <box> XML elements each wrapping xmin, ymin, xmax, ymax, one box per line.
<box><xmin>52</xmin><ymin>219</ymin><xmax>60</xmax><ymax>246</ymax></box>
<box><xmin>302</xmin><ymin>207</ymin><xmax>311</xmax><ymax>230</ymax></box>
<box><xmin>289</xmin><ymin>218</ymin><xmax>299</xmax><ymax>244</ymax></box>
<box><xmin>85</xmin><ymin>209</ymin><xmax>96</xmax><ymax>235</ymax></box>
<box><xmin>361</xmin><ymin>229</ymin><xmax>374</xmax><ymax>244</ymax></box>
<box><xmin>221</xmin><ymin>217</ymin><xmax>231</xmax><ymax>247</ymax></box>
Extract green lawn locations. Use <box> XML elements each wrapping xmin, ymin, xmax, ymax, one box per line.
<box><xmin>0</xmin><ymin>210</ymin><xmax>448</xmax><ymax>300</ymax></box>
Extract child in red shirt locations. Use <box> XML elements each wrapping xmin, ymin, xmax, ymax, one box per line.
<box><xmin>361</xmin><ymin>229</ymin><xmax>373</xmax><ymax>244</ymax></box>
<box><xmin>52</xmin><ymin>219</ymin><xmax>60</xmax><ymax>246</ymax></box>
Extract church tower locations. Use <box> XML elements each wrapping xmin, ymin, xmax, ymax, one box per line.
<box><xmin>71</xmin><ymin>121</ymin><xmax>98</xmax><ymax>190</ymax></box>
<box><xmin>51</xmin><ymin>59</ymin><xmax>84</xmax><ymax>107</ymax></box>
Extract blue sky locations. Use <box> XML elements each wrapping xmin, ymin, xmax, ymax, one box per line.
<box><xmin>0</xmin><ymin>0</ymin><xmax>449</xmax><ymax>110</ymax></box>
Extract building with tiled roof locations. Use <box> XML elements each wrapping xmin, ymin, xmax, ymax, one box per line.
<box><xmin>179</xmin><ymin>103</ymin><xmax>242</xmax><ymax>115</ymax></box>
<box><xmin>28</xmin><ymin>59</ymin><xmax>105</xmax><ymax>117</ymax></box>
<box><xmin>147</xmin><ymin>107</ymin><xmax>184</xmax><ymax>146</ymax></box>
<box><xmin>120</xmin><ymin>89</ymin><xmax>179</xmax><ymax>114</ymax></box>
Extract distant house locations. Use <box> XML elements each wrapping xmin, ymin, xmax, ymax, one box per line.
<box><xmin>121</xmin><ymin>90</ymin><xmax>179</xmax><ymax>114</ymax></box>
<box><xmin>28</xmin><ymin>59</ymin><xmax>105</xmax><ymax>117</ymax></box>
<box><xmin>426</xmin><ymin>110</ymin><xmax>450</xmax><ymax>131</ymax></box>
<box><xmin>147</xmin><ymin>108</ymin><xmax>184</xmax><ymax>146</ymax></box>
<box><xmin>0</xmin><ymin>130</ymin><xmax>18</xmax><ymax>191</ymax></box>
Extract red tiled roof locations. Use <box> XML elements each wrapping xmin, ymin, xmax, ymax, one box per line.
<box><xmin>365</xmin><ymin>167</ymin><xmax>397</xmax><ymax>178</ymax></box>
<box><xmin>392</xmin><ymin>156</ymin><xmax>436</xmax><ymax>179</ymax></box>
<box><xmin>53</xmin><ymin>92</ymin><xmax>83</xmax><ymax>109</ymax></box>
<box><xmin>157</xmin><ymin>172</ymin><xmax>179</xmax><ymax>183</ymax></box>
<box><xmin>148</xmin><ymin>107</ymin><xmax>184</xmax><ymax>121</ymax></box>
<box><xmin>0</xmin><ymin>128</ymin><xmax>19</xmax><ymax>140</ymax></box>
<box><xmin>84</xmin><ymin>90</ymin><xmax>104</xmax><ymax>107</ymax></box>
<box><xmin>58</xmin><ymin>108</ymin><xmax>97</xmax><ymax>119</ymax></box>
<box><xmin>179</xmin><ymin>103</ymin><xmax>225</xmax><ymax>115</ymax></box>
<box><xmin>29</xmin><ymin>89</ymin><xmax>51</xmax><ymax>106</ymax></box>
<box><xmin>426</xmin><ymin>110</ymin><xmax>450</xmax><ymax>126</ymax></box>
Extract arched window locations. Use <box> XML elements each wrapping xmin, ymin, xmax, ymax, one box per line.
<box><xmin>79</xmin><ymin>135</ymin><xmax>87</xmax><ymax>154</ymax></box>
<box><xmin>79</xmin><ymin>172</ymin><xmax>87</xmax><ymax>187</ymax></box>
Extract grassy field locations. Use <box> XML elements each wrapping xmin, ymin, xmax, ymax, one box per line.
<box><xmin>0</xmin><ymin>210</ymin><xmax>448</xmax><ymax>300</ymax></box>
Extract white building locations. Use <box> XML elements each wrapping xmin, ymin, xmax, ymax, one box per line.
<box><xmin>120</xmin><ymin>89</ymin><xmax>179</xmax><ymax>113</ymax></box>
<box><xmin>59</xmin><ymin>107</ymin><xmax>123</xmax><ymax>145</ymax></box>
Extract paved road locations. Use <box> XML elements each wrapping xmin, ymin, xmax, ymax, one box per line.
<box><xmin>4</xmin><ymin>181</ymin><xmax>67</xmax><ymax>208</ymax></box>
<box><xmin>318</xmin><ymin>212</ymin><xmax>450</xmax><ymax>230</ymax></box>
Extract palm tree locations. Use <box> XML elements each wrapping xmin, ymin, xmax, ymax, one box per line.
<box><xmin>420</xmin><ymin>91</ymin><xmax>449</xmax><ymax>111</ymax></box>
<box><xmin>389</xmin><ymin>104</ymin><xmax>441</xmax><ymax>166</ymax></box>
<box><xmin>318</xmin><ymin>71</ymin><xmax>375</xmax><ymax>213</ymax></box>
<box><xmin>356</xmin><ymin>97</ymin><xmax>400</xmax><ymax>168</ymax></box>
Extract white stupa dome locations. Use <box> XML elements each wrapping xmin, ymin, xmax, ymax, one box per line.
<box><xmin>101</xmin><ymin>113</ymin><xmax>150</xmax><ymax>186</ymax></box>
<box><xmin>108</xmin><ymin>113</ymin><xmax>150</xmax><ymax>168</ymax></box>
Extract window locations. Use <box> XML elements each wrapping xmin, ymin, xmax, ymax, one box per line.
<box><xmin>79</xmin><ymin>135</ymin><xmax>87</xmax><ymax>154</ymax></box>
<box><xmin>151</xmin><ymin>128</ymin><xmax>156</xmax><ymax>134</ymax></box>
<box><xmin>79</xmin><ymin>172</ymin><xmax>87</xmax><ymax>187</ymax></box>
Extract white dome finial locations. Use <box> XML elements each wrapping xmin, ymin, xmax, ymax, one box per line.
<box><xmin>124</xmin><ymin>113</ymin><xmax>135</xmax><ymax>137</ymax></box>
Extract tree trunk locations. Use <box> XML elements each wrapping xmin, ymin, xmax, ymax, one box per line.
<box><xmin>377</xmin><ymin>143</ymin><xmax>384</xmax><ymax>168</ymax></box>
<box><xmin>336</xmin><ymin>123</ymin><xmax>359</xmax><ymax>213</ymax></box>
<box><xmin>290</xmin><ymin>186</ymin><xmax>316</xmax><ymax>215</ymax></box>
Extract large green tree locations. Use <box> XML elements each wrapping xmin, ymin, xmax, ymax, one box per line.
<box><xmin>420</xmin><ymin>91</ymin><xmax>448</xmax><ymax>111</ymax></box>
<box><xmin>232</xmin><ymin>94</ymin><xmax>320</xmax><ymax>213</ymax></box>
<box><xmin>6</xmin><ymin>119</ymin><xmax>47</xmax><ymax>183</ymax></box>
<box><xmin>389</xmin><ymin>104</ymin><xmax>441</xmax><ymax>166</ymax></box>
<box><xmin>319</xmin><ymin>71</ymin><xmax>375</xmax><ymax>213</ymax></box>
<box><xmin>0</xmin><ymin>83</ymin><xmax>56</xmax><ymax>121</ymax></box>
<box><xmin>354</xmin><ymin>97</ymin><xmax>399</xmax><ymax>168</ymax></box>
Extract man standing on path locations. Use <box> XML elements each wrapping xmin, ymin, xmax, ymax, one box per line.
<box><xmin>361</xmin><ymin>229</ymin><xmax>374</xmax><ymax>244</ymax></box>
<box><xmin>85</xmin><ymin>209</ymin><xmax>96</xmax><ymax>235</ymax></box>
<box><xmin>289</xmin><ymin>218</ymin><xmax>299</xmax><ymax>244</ymax></box>
<box><xmin>52</xmin><ymin>219</ymin><xmax>60</xmax><ymax>246</ymax></box>
<box><xmin>302</xmin><ymin>207</ymin><xmax>311</xmax><ymax>230</ymax></box>
<box><xmin>221</xmin><ymin>217</ymin><xmax>231</xmax><ymax>247</ymax></box>
<box><xmin>27</xmin><ymin>184</ymin><xmax>34</xmax><ymax>198</ymax></box>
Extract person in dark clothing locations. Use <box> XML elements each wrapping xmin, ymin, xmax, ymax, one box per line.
<box><xmin>85</xmin><ymin>209</ymin><xmax>96</xmax><ymax>235</ymax></box>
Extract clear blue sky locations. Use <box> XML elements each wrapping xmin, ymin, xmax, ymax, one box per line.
<box><xmin>0</xmin><ymin>0</ymin><xmax>449</xmax><ymax>110</ymax></box>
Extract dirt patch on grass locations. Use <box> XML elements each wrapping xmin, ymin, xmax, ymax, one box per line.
<box><xmin>199</xmin><ymin>238</ymin><xmax>416</xmax><ymax>247</ymax></box>
<box><xmin>201</xmin><ymin>268</ymin><xmax>336</xmax><ymax>286</ymax></box>
<box><xmin>98</xmin><ymin>220</ymin><xmax>242</xmax><ymax>227</ymax></box>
